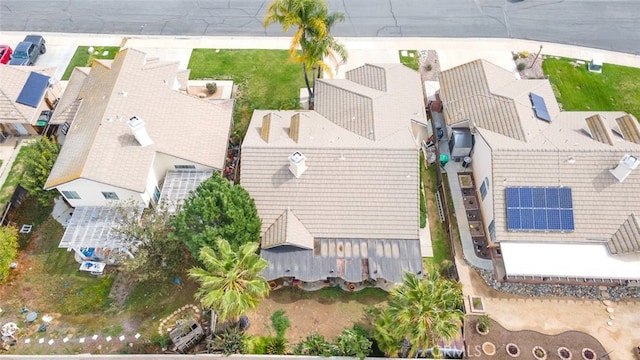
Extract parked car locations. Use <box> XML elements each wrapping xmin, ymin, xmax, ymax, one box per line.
<box><xmin>0</xmin><ymin>45</ymin><xmax>12</xmax><ymax>64</ymax></box>
<box><xmin>9</xmin><ymin>35</ymin><xmax>46</xmax><ymax>66</ymax></box>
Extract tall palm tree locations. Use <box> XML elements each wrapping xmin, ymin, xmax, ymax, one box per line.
<box><xmin>376</xmin><ymin>270</ymin><xmax>464</xmax><ymax>358</ymax></box>
<box><xmin>188</xmin><ymin>238</ymin><xmax>270</xmax><ymax>324</ymax></box>
<box><xmin>264</xmin><ymin>0</ymin><xmax>347</xmax><ymax>109</ymax></box>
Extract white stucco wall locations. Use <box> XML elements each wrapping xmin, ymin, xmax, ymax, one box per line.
<box><xmin>56</xmin><ymin>179</ymin><xmax>146</xmax><ymax>207</ymax></box>
<box><xmin>471</xmin><ymin>133</ymin><xmax>495</xmax><ymax>240</ymax></box>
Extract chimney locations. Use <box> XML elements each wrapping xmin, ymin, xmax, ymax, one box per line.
<box><xmin>289</xmin><ymin>151</ymin><xmax>307</xmax><ymax>178</ymax></box>
<box><xmin>610</xmin><ymin>154</ymin><xmax>640</xmax><ymax>182</ymax></box>
<box><xmin>127</xmin><ymin>116</ymin><xmax>153</xmax><ymax>147</ymax></box>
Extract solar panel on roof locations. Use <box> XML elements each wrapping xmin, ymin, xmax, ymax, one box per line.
<box><xmin>16</xmin><ymin>72</ymin><xmax>50</xmax><ymax>108</ymax></box>
<box><xmin>530</xmin><ymin>93</ymin><xmax>551</xmax><ymax>122</ymax></box>
<box><xmin>505</xmin><ymin>186</ymin><xmax>574</xmax><ymax>232</ymax></box>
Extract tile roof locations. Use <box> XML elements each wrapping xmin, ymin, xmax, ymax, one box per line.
<box><xmin>45</xmin><ymin>48</ymin><xmax>233</xmax><ymax>192</ymax></box>
<box><xmin>49</xmin><ymin>68</ymin><xmax>88</xmax><ymax>125</ymax></box>
<box><xmin>0</xmin><ymin>65</ymin><xmax>56</xmax><ymax>123</ymax></box>
<box><xmin>262</xmin><ymin>209</ymin><xmax>314</xmax><ymax>250</ymax></box>
<box><xmin>242</xmin><ymin>64</ymin><xmax>426</xmax><ymax>283</ymax></box>
<box><xmin>484</xmin><ymin>110</ymin><xmax>640</xmax><ymax>243</ymax></box>
<box><xmin>439</xmin><ymin>59</ymin><xmax>562</xmax><ymax>142</ymax></box>
<box><xmin>315</xmin><ymin>63</ymin><xmax>428</xmax><ymax>141</ymax></box>
<box><xmin>607</xmin><ymin>214</ymin><xmax>640</xmax><ymax>255</ymax></box>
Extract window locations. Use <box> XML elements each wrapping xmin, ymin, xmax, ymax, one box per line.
<box><xmin>480</xmin><ymin>177</ymin><xmax>489</xmax><ymax>200</ymax></box>
<box><xmin>175</xmin><ymin>165</ymin><xmax>196</xmax><ymax>170</ymax></box>
<box><xmin>61</xmin><ymin>122</ymin><xmax>70</xmax><ymax>135</ymax></box>
<box><xmin>488</xmin><ymin>220</ymin><xmax>496</xmax><ymax>242</ymax></box>
<box><xmin>101</xmin><ymin>192</ymin><xmax>119</xmax><ymax>200</ymax></box>
<box><xmin>62</xmin><ymin>190</ymin><xmax>81</xmax><ymax>200</ymax></box>
<box><xmin>153</xmin><ymin>186</ymin><xmax>161</xmax><ymax>203</ymax></box>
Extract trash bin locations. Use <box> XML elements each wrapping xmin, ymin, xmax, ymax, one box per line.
<box><xmin>439</xmin><ymin>154</ymin><xmax>449</xmax><ymax>167</ymax></box>
<box><xmin>463</xmin><ymin>156</ymin><xmax>472</xmax><ymax>168</ymax></box>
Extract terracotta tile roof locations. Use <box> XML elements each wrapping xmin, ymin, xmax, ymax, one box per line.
<box><xmin>45</xmin><ymin>48</ymin><xmax>233</xmax><ymax>192</ymax></box>
<box><xmin>607</xmin><ymin>214</ymin><xmax>640</xmax><ymax>255</ymax></box>
<box><xmin>0</xmin><ymin>65</ymin><xmax>56</xmax><ymax>123</ymax></box>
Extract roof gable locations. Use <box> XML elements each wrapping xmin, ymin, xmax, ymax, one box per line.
<box><xmin>585</xmin><ymin>114</ymin><xmax>614</xmax><ymax>145</ymax></box>
<box><xmin>439</xmin><ymin>59</ymin><xmax>526</xmax><ymax>141</ymax></box>
<box><xmin>607</xmin><ymin>214</ymin><xmax>640</xmax><ymax>255</ymax></box>
<box><xmin>262</xmin><ymin>209</ymin><xmax>314</xmax><ymax>249</ymax></box>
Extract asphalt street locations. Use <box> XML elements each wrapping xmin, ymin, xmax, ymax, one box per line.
<box><xmin>1</xmin><ymin>0</ymin><xmax>639</xmax><ymax>54</ymax></box>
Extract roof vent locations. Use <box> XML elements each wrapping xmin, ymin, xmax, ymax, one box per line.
<box><xmin>127</xmin><ymin>116</ymin><xmax>153</xmax><ymax>147</ymax></box>
<box><xmin>289</xmin><ymin>151</ymin><xmax>307</xmax><ymax>178</ymax></box>
<box><xmin>610</xmin><ymin>154</ymin><xmax>640</xmax><ymax>182</ymax></box>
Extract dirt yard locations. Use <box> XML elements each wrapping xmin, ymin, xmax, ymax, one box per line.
<box><xmin>245</xmin><ymin>287</ymin><xmax>386</xmax><ymax>343</ymax></box>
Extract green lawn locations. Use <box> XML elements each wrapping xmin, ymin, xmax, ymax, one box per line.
<box><xmin>422</xmin><ymin>163</ymin><xmax>452</xmax><ymax>268</ymax></box>
<box><xmin>61</xmin><ymin>46</ymin><xmax>120</xmax><ymax>80</ymax></box>
<box><xmin>0</xmin><ymin>145</ymin><xmax>29</xmax><ymax>204</ymax></box>
<box><xmin>542</xmin><ymin>57</ymin><xmax>640</xmax><ymax>118</ymax></box>
<box><xmin>399</xmin><ymin>50</ymin><xmax>419</xmax><ymax>71</ymax></box>
<box><xmin>188</xmin><ymin>49</ymin><xmax>306</xmax><ymax>140</ymax></box>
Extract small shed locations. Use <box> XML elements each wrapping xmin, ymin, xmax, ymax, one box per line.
<box><xmin>588</xmin><ymin>55</ymin><xmax>603</xmax><ymax>73</ymax></box>
<box><xmin>169</xmin><ymin>319</ymin><xmax>204</xmax><ymax>353</ymax></box>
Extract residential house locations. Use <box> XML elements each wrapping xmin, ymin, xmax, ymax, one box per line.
<box><xmin>439</xmin><ymin>59</ymin><xmax>640</xmax><ymax>285</ymax></box>
<box><xmin>44</xmin><ymin>48</ymin><xmax>233</xmax><ymax>261</ymax></box>
<box><xmin>0</xmin><ymin>65</ymin><xmax>61</xmax><ymax>138</ymax></box>
<box><xmin>241</xmin><ymin>63</ymin><xmax>430</xmax><ymax>291</ymax></box>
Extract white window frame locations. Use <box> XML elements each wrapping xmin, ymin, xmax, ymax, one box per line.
<box><xmin>61</xmin><ymin>190</ymin><xmax>81</xmax><ymax>200</ymax></box>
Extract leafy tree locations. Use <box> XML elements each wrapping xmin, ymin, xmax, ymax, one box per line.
<box><xmin>112</xmin><ymin>203</ymin><xmax>189</xmax><ymax>282</ymax></box>
<box><xmin>335</xmin><ymin>325</ymin><xmax>372</xmax><ymax>359</ymax></box>
<box><xmin>375</xmin><ymin>270</ymin><xmax>464</xmax><ymax>358</ymax></box>
<box><xmin>263</xmin><ymin>0</ymin><xmax>347</xmax><ymax>109</ymax></box>
<box><xmin>0</xmin><ymin>226</ymin><xmax>19</xmax><ymax>283</ymax></box>
<box><xmin>21</xmin><ymin>136</ymin><xmax>61</xmax><ymax>205</ymax></box>
<box><xmin>188</xmin><ymin>238</ymin><xmax>269</xmax><ymax>323</ymax></box>
<box><xmin>270</xmin><ymin>309</ymin><xmax>290</xmax><ymax>339</ymax></box>
<box><xmin>293</xmin><ymin>333</ymin><xmax>335</xmax><ymax>356</ymax></box>
<box><xmin>172</xmin><ymin>172</ymin><xmax>261</xmax><ymax>259</ymax></box>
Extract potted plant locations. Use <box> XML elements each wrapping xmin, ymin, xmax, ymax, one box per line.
<box><xmin>557</xmin><ymin>346</ymin><xmax>572</xmax><ymax>360</ymax></box>
<box><xmin>581</xmin><ymin>348</ymin><xmax>597</xmax><ymax>360</ymax></box>
<box><xmin>506</xmin><ymin>343</ymin><xmax>520</xmax><ymax>357</ymax></box>
<box><xmin>532</xmin><ymin>346</ymin><xmax>547</xmax><ymax>360</ymax></box>
<box><xmin>475</xmin><ymin>314</ymin><xmax>491</xmax><ymax>335</ymax></box>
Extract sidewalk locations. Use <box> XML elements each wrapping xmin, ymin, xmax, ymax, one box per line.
<box><xmin>1</xmin><ymin>32</ymin><xmax>639</xmax><ymax>80</ymax></box>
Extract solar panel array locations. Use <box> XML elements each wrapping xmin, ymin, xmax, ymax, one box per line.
<box><xmin>505</xmin><ymin>187</ymin><xmax>574</xmax><ymax>232</ymax></box>
<box><xmin>530</xmin><ymin>93</ymin><xmax>551</xmax><ymax>122</ymax></box>
<box><xmin>16</xmin><ymin>72</ymin><xmax>50</xmax><ymax>108</ymax></box>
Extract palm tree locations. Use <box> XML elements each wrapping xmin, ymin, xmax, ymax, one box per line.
<box><xmin>188</xmin><ymin>238</ymin><xmax>270</xmax><ymax>325</ymax></box>
<box><xmin>375</xmin><ymin>270</ymin><xmax>464</xmax><ymax>358</ymax></box>
<box><xmin>263</xmin><ymin>0</ymin><xmax>347</xmax><ymax>109</ymax></box>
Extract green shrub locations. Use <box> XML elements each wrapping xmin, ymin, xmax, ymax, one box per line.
<box><xmin>293</xmin><ymin>333</ymin><xmax>335</xmax><ymax>356</ymax></box>
<box><xmin>270</xmin><ymin>309</ymin><xmax>290</xmax><ymax>339</ymax></box>
<box><xmin>206</xmin><ymin>82</ymin><xmax>217</xmax><ymax>94</ymax></box>
<box><xmin>214</xmin><ymin>327</ymin><xmax>246</xmax><ymax>355</ymax></box>
<box><xmin>266</xmin><ymin>336</ymin><xmax>287</xmax><ymax>355</ymax></box>
<box><xmin>517</xmin><ymin>62</ymin><xmax>526</xmax><ymax>71</ymax></box>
